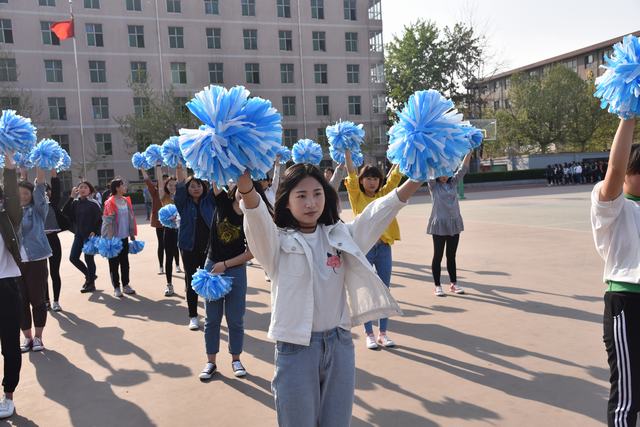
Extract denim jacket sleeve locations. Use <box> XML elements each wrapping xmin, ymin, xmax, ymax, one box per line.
<box><xmin>33</xmin><ymin>183</ymin><xmax>49</xmax><ymax>221</ymax></box>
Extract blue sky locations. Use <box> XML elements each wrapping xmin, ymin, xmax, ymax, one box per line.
<box><xmin>381</xmin><ymin>0</ymin><xmax>640</xmax><ymax>74</ymax></box>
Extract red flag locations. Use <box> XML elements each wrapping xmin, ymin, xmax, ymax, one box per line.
<box><xmin>51</xmin><ymin>19</ymin><xmax>74</xmax><ymax>41</ymax></box>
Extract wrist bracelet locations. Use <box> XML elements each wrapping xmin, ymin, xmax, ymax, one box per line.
<box><xmin>238</xmin><ymin>185</ymin><xmax>254</xmax><ymax>195</ymax></box>
<box><xmin>223</xmin><ymin>260</ymin><xmax>228</xmax><ymax>269</ymax></box>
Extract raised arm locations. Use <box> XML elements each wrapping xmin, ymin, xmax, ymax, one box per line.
<box><xmin>329</xmin><ymin>163</ymin><xmax>346</xmax><ymax>190</ymax></box>
<box><xmin>379</xmin><ymin>164</ymin><xmax>403</xmax><ymax>196</ymax></box>
<box><xmin>452</xmin><ymin>152</ymin><xmax>472</xmax><ymax>183</ymax></box>
<box><xmin>271</xmin><ymin>156</ymin><xmax>281</xmax><ymax>196</ymax></box>
<box><xmin>156</xmin><ymin>165</ymin><xmax>165</xmax><ymax>200</ymax></box>
<box><xmin>2</xmin><ymin>151</ymin><xmax>21</xmax><ymax>228</ymax></box>
<box><xmin>345</xmin><ymin>149</ymin><xmax>357</xmax><ymax>175</ymax></box>
<box><xmin>600</xmin><ymin>118</ymin><xmax>637</xmax><ymax>201</ymax></box>
<box><xmin>33</xmin><ymin>168</ymin><xmax>49</xmax><ymax>220</ymax></box>
<box><xmin>176</xmin><ymin>162</ymin><xmax>186</xmax><ymax>183</ymax></box>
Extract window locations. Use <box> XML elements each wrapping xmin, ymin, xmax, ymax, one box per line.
<box><xmin>493</xmin><ymin>100</ymin><xmax>500</xmax><ymax>110</ymax></box>
<box><xmin>206</xmin><ymin>28</ymin><xmax>221</xmax><ymax>49</ymax></box>
<box><xmin>368</xmin><ymin>0</ymin><xmax>381</xmax><ymax>20</ymax></box>
<box><xmin>208</xmin><ymin>62</ymin><xmax>223</xmax><ymax>84</ymax></box>
<box><xmin>372</xmin><ymin>94</ymin><xmax>385</xmax><ymax>114</ymax></box>
<box><xmin>316</xmin><ymin>96</ymin><xmax>329</xmax><ymax>116</ymax></box>
<box><xmin>282</xmin><ymin>96</ymin><xmax>296</xmax><ymax>116</ymax></box>
<box><xmin>369</xmin><ymin>30</ymin><xmax>382</xmax><ymax>52</ymax></box>
<box><xmin>347</xmin><ymin>64</ymin><xmax>359</xmax><ymax>83</ymax></box>
<box><xmin>133</xmin><ymin>97</ymin><xmax>148</xmax><ymax>118</ymax></box>
<box><xmin>370</xmin><ymin>63</ymin><xmax>384</xmax><ymax>83</ymax></box>
<box><xmin>48</xmin><ymin>97</ymin><xmax>67</xmax><ymax>120</ymax></box>
<box><xmin>348</xmin><ymin>95</ymin><xmax>361</xmax><ymax>115</ymax></box>
<box><xmin>0</xmin><ymin>58</ymin><xmax>16</xmax><ymax>82</ymax></box>
<box><xmin>128</xmin><ymin>25</ymin><xmax>145</xmax><ymax>48</ymax></box>
<box><xmin>41</xmin><ymin>22</ymin><xmax>60</xmax><ymax>45</ymax></box>
<box><xmin>168</xmin><ymin>26</ymin><xmax>184</xmax><ymax>48</ymax></box>
<box><xmin>283</xmin><ymin>129</ymin><xmax>298</xmax><ymax>146</ymax></box>
<box><xmin>563</xmin><ymin>58</ymin><xmax>577</xmax><ymax>72</ymax></box>
<box><xmin>245</xmin><ymin>63</ymin><xmax>260</xmax><ymax>84</ymax></box>
<box><xmin>0</xmin><ymin>19</ymin><xmax>13</xmax><ymax>44</ymax></box>
<box><xmin>130</xmin><ymin>61</ymin><xmax>147</xmax><ymax>83</ymax></box>
<box><xmin>311</xmin><ymin>0</ymin><xmax>324</xmax><ymax>19</ymax></box>
<box><xmin>95</xmin><ymin>133</ymin><xmax>112</xmax><ymax>156</ymax></box>
<box><xmin>92</xmin><ymin>97</ymin><xmax>109</xmax><ymax>119</ymax></box>
<box><xmin>280</xmin><ymin>63</ymin><xmax>294</xmax><ymax>84</ymax></box>
<box><xmin>85</xmin><ymin>23</ymin><xmax>103</xmax><ymax>47</ymax></box>
<box><xmin>0</xmin><ymin>97</ymin><xmax>19</xmax><ymax>110</ymax></box>
<box><xmin>84</xmin><ymin>0</ymin><xmax>99</xmax><ymax>8</ymax></box>
<box><xmin>126</xmin><ymin>0</ymin><xmax>142</xmax><ymax>11</ymax></box>
<box><xmin>344</xmin><ymin>0</ymin><xmax>356</xmax><ymax>20</ymax></box>
<box><xmin>39</xmin><ymin>0</ymin><xmax>56</xmax><ymax>5</ymax></box>
<box><xmin>204</xmin><ymin>0</ymin><xmax>219</xmax><ymax>14</ymax></box>
<box><xmin>584</xmin><ymin>54</ymin><xmax>594</xmax><ymax>66</ymax></box>
<box><xmin>373</xmin><ymin>124</ymin><xmax>386</xmax><ymax>145</ymax></box>
<box><xmin>51</xmin><ymin>134</ymin><xmax>70</xmax><ymax>154</ymax></box>
<box><xmin>316</xmin><ymin>127</ymin><xmax>327</xmax><ymax>146</ymax></box>
<box><xmin>97</xmin><ymin>169</ymin><xmax>114</xmax><ymax>189</ymax></box>
<box><xmin>277</xmin><ymin>0</ymin><xmax>291</xmax><ymax>18</ymax></box>
<box><xmin>314</xmin><ymin>64</ymin><xmax>327</xmax><ymax>84</ymax></box>
<box><xmin>241</xmin><ymin>0</ymin><xmax>255</xmax><ymax>16</ymax></box>
<box><xmin>505</xmin><ymin>99</ymin><xmax>511</xmax><ymax>109</ymax></box>
<box><xmin>279</xmin><ymin>30</ymin><xmax>292</xmax><ymax>51</ymax></box>
<box><xmin>171</xmin><ymin>62</ymin><xmax>186</xmax><ymax>84</ymax></box>
<box><xmin>345</xmin><ymin>32</ymin><xmax>358</xmax><ymax>52</ymax></box>
<box><xmin>88</xmin><ymin>60</ymin><xmax>106</xmax><ymax>83</ymax></box>
<box><xmin>312</xmin><ymin>31</ymin><xmax>325</xmax><ymax>52</ymax></box>
<box><xmin>166</xmin><ymin>0</ymin><xmax>181</xmax><ymax>12</ymax></box>
<box><xmin>44</xmin><ymin>59</ymin><xmax>63</xmax><ymax>83</ymax></box>
<box><xmin>243</xmin><ymin>29</ymin><xmax>257</xmax><ymax>50</ymax></box>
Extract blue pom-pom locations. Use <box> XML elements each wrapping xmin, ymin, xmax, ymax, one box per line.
<box><xmin>0</xmin><ymin>110</ymin><xmax>37</xmax><ymax>154</ymax></box>
<box><xmin>97</xmin><ymin>237</ymin><xmax>124</xmax><ymax>258</ymax></box>
<box><xmin>144</xmin><ymin>144</ymin><xmax>163</xmax><ymax>166</ymax></box>
<box><xmin>326</xmin><ymin>121</ymin><xmax>365</xmax><ymax>153</ymax></box>
<box><xmin>56</xmin><ymin>150</ymin><xmax>71</xmax><ymax>172</ymax></box>
<box><xmin>191</xmin><ymin>269</ymin><xmax>233</xmax><ymax>301</ymax></box>
<box><xmin>387</xmin><ymin>90</ymin><xmax>470</xmax><ymax>181</ymax></box>
<box><xmin>595</xmin><ymin>34</ymin><xmax>640</xmax><ymax>119</ymax></box>
<box><xmin>292</xmin><ymin>139</ymin><xmax>323</xmax><ymax>165</ymax></box>
<box><xmin>158</xmin><ymin>204</ymin><xmax>180</xmax><ymax>228</ymax></box>
<box><xmin>461</xmin><ymin>124</ymin><xmax>484</xmax><ymax>149</ymax></box>
<box><xmin>179</xmin><ymin>85</ymin><xmax>282</xmax><ymax>186</ymax></box>
<box><xmin>132</xmin><ymin>152</ymin><xmax>152</xmax><ymax>170</ymax></box>
<box><xmin>29</xmin><ymin>139</ymin><xmax>63</xmax><ymax>170</ymax></box>
<box><xmin>161</xmin><ymin>136</ymin><xmax>184</xmax><ymax>168</ymax></box>
<box><xmin>250</xmin><ymin>169</ymin><xmax>268</xmax><ymax>180</ymax></box>
<box><xmin>277</xmin><ymin>146</ymin><xmax>291</xmax><ymax>163</ymax></box>
<box><xmin>128</xmin><ymin>240</ymin><xmax>145</xmax><ymax>254</ymax></box>
<box><xmin>329</xmin><ymin>146</ymin><xmax>364</xmax><ymax>167</ymax></box>
<box><xmin>82</xmin><ymin>236</ymin><xmax>100</xmax><ymax>255</ymax></box>
<box><xmin>13</xmin><ymin>152</ymin><xmax>34</xmax><ymax>169</ymax></box>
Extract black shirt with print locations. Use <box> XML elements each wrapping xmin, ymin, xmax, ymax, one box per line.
<box><xmin>207</xmin><ymin>190</ymin><xmax>246</xmax><ymax>263</ymax></box>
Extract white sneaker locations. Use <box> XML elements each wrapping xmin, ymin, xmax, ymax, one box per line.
<box><xmin>114</xmin><ymin>287</ymin><xmax>123</xmax><ymax>298</ymax></box>
<box><xmin>51</xmin><ymin>301</ymin><xmax>62</xmax><ymax>312</ymax></box>
<box><xmin>32</xmin><ymin>337</ymin><xmax>44</xmax><ymax>352</ymax></box>
<box><xmin>158</xmin><ymin>266</ymin><xmax>164</xmax><ymax>275</ymax></box>
<box><xmin>450</xmin><ymin>283</ymin><xmax>465</xmax><ymax>294</ymax></box>
<box><xmin>123</xmin><ymin>285</ymin><xmax>136</xmax><ymax>295</ymax></box>
<box><xmin>20</xmin><ymin>338</ymin><xmax>32</xmax><ymax>353</ymax></box>
<box><xmin>377</xmin><ymin>334</ymin><xmax>396</xmax><ymax>348</ymax></box>
<box><xmin>434</xmin><ymin>286</ymin><xmax>445</xmax><ymax>297</ymax></box>
<box><xmin>232</xmin><ymin>360</ymin><xmax>247</xmax><ymax>377</ymax></box>
<box><xmin>189</xmin><ymin>317</ymin><xmax>199</xmax><ymax>330</ymax></box>
<box><xmin>199</xmin><ymin>362</ymin><xmax>216</xmax><ymax>381</ymax></box>
<box><xmin>366</xmin><ymin>334</ymin><xmax>379</xmax><ymax>350</ymax></box>
<box><xmin>164</xmin><ymin>284</ymin><xmax>174</xmax><ymax>297</ymax></box>
<box><xmin>0</xmin><ymin>397</ymin><xmax>15</xmax><ymax>419</ymax></box>
<box><xmin>176</xmin><ymin>265</ymin><xmax>183</xmax><ymax>273</ymax></box>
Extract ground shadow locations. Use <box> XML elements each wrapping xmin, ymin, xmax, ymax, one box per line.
<box><xmin>87</xmin><ymin>290</ymin><xmax>190</xmax><ymax>326</ymax></box>
<box><xmin>0</xmin><ymin>413</ymin><xmax>38</xmax><ymax>427</ymax></box>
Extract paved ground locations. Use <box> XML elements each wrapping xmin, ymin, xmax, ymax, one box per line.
<box><xmin>0</xmin><ymin>183</ymin><xmax>608</xmax><ymax>427</ymax></box>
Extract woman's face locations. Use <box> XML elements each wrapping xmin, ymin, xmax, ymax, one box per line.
<box><xmin>287</xmin><ymin>176</ymin><xmax>325</xmax><ymax>229</ymax></box>
<box><xmin>360</xmin><ymin>176</ymin><xmax>380</xmax><ymax>195</ymax></box>
<box><xmin>19</xmin><ymin>187</ymin><xmax>32</xmax><ymax>207</ymax></box>
<box><xmin>437</xmin><ymin>176</ymin><xmax>449</xmax><ymax>183</ymax></box>
<box><xmin>188</xmin><ymin>180</ymin><xmax>203</xmax><ymax>199</ymax></box>
<box><xmin>116</xmin><ymin>182</ymin><xmax>128</xmax><ymax>196</ymax></box>
<box><xmin>166</xmin><ymin>179</ymin><xmax>177</xmax><ymax>195</ymax></box>
<box><xmin>78</xmin><ymin>183</ymin><xmax>92</xmax><ymax>198</ymax></box>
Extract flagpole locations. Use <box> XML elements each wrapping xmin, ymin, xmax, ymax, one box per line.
<box><xmin>69</xmin><ymin>0</ymin><xmax>87</xmax><ymax>179</ymax></box>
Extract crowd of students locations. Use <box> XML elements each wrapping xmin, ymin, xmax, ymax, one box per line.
<box><xmin>545</xmin><ymin>161</ymin><xmax>608</xmax><ymax>186</ymax></box>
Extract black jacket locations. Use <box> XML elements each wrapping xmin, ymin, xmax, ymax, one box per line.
<box><xmin>62</xmin><ymin>196</ymin><xmax>102</xmax><ymax>240</ymax></box>
<box><xmin>0</xmin><ymin>168</ymin><xmax>22</xmax><ymax>265</ymax></box>
<box><xmin>45</xmin><ymin>176</ymin><xmax>71</xmax><ymax>233</ymax></box>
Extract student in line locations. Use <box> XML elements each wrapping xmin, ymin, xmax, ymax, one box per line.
<box><xmin>43</xmin><ymin>169</ymin><xmax>69</xmax><ymax>311</ymax></box>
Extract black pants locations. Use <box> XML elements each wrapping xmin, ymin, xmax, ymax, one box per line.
<box><xmin>0</xmin><ymin>277</ymin><xmax>22</xmax><ymax>394</ymax></box>
<box><xmin>163</xmin><ymin>228</ymin><xmax>178</xmax><ymax>284</ymax></box>
<box><xmin>18</xmin><ymin>260</ymin><xmax>48</xmax><ymax>330</ymax></box>
<box><xmin>181</xmin><ymin>248</ymin><xmax>207</xmax><ymax>318</ymax></box>
<box><xmin>431</xmin><ymin>234</ymin><xmax>460</xmax><ymax>287</ymax></box>
<box><xmin>45</xmin><ymin>233</ymin><xmax>62</xmax><ymax>302</ymax></box>
<box><xmin>108</xmin><ymin>239</ymin><xmax>130</xmax><ymax>289</ymax></box>
<box><xmin>155</xmin><ymin>227</ymin><xmax>164</xmax><ymax>268</ymax></box>
<box><xmin>604</xmin><ymin>292</ymin><xmax>640</xmax><ymax>426</ymax></box>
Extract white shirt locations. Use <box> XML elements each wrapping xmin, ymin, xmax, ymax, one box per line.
<box><xmin>591</xmin><ymin>181</ymin><xmax>640</xmax><ymax>284</ymax></box>
<box><xmin>0</xmin><ymin>233</ymin><xmax>21</xmax><ymax>278</ymax></box>
<box><xmin>301</xmin><ymin>228</ymin><xmax>350</xmax><ymax>332</ymax></box>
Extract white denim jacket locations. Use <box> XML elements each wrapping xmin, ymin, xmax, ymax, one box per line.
<box><xmin>241</xmin><ymin>190</ymin><xmax>405</xmax><ymax>346</ymax></box>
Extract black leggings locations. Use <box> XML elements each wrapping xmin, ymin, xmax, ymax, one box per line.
<box><xmin>163</xmin><ymin>228</ymin><xmax>178</xmax><ymax>284</ymax></box>
<box><xmin>155</xmin><ymin>227</ymin><xmax>164</xmax><ymax>268</ymax></box>
<box><xmin>108</xmin><ymin>239</ymin><xmax>130</xmax><ymax>289</ymax></box>
<box><xmin>431</xmin><ymin>234</ymin><xmax>460</xmax><ymax>287</ymax></box>
<box><xmin>181</xmin><ymin>249</ymin><xmax>207</xmax><ymax>318</ymax></box>
<box><xmin>0</xmin><ymin>277</ymin><xmax>22</xmax><ymax>394</ymax></box>
<box><xmin>46</xmin><ymin>233</ymin><xmax>62</xmax><ymax>302</ymax></box>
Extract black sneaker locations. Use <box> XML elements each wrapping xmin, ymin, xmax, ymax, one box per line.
<box><xmin>232</xmin><ymin>361</ymin><xmax>247</xmax><ymax>378</ymax></box>
<box><xmin>80</xmin><ymin>282</ymin><xmax>96</xmax><ymax>293</ymax></box>
<box><xmin>199</xmin><ymin>363</ymin><xmax>216</xmax><ymax>381</ymax></box>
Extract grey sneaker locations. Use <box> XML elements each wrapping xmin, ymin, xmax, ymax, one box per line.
<box><xmin>0</xmin><ymin>397</ymin><xmax>15</xmax><ymax>419</ymax></box>
<box><xmin>32</xmin><ymin>337</ymin><xmax>44</xmax><ymax>352</ymax></box>
<box><xmin>51</xmin><ymin>301</ymin><xmax>62</xmax><ymax>312</ymax></box>
<box><xmin>164</xmin><ymin>284</ymin><xmax>174</xmax><ymax>297</ymax></box>
<box><xmin>114</xmin><ymin>287</ymin><xmax>123</xmax><ymax>298</ymax></box>
<box><xmin>123</xmin><ymin>285</ymin><xmax>136</xmax><ymax>295</ymax></box>
<box><xmin>232</xmin><ymin>360</ymin><xmax>247</xmax><ymax>377</ymax></box>
<box><xmin>199</xmin><ymin>362</ymin><xmax>216</xmax><ymax>381</ymax></box>
<box><xmin>175</xmin><ymin>265</ymin><xmax>183</xmax><ymax>273</ymax></box>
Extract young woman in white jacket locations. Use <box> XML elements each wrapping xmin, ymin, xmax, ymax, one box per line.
<box><xmin>238</xmin><ymin>160</ymin><xmax>423</xmax><ymax>427</ymax></box>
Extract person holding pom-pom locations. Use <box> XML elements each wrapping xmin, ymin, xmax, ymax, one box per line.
<box><xmin>101</xmin><ymin>178</ymin><xmax>137</xmax><ymax>298</ymax></box>
<box><xmin>344</xmin><ymin>151</ymin><xmax>404</xmax><ymax>350</ymax></box>
<box><xmin>239</xmin><ymin>162</ymin><xmax>423</xmax><ymax>426</ymax></box>
<box><xmin>62</xmin><ymin>181</ymin><xmax>102</xmax><ymax>293</ymax></box>
<box><xmin>427</xmin><ymin>152</ymin><xmax>472</xmax><ymax>297</ymax></box>
<box><xmin>0</xmin><ymin>150</ymin><xmax>25</xmax><ymax>419</ymax></box>
<box><xmin>175</xmin><ymin>163</ymin><xmax>216</xmax><ymax>330</ymax></box>
<box><xmin>17</xmin><ymin>166</ymin><xmax>52</xmax><ymax>353</ymax></box>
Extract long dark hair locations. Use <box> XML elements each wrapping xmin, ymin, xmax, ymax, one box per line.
<box><xmin>78</xmin><ymin>180</ymin><xmax>96</xmax><ymax>195</ymax></box>
<box><xmin>357</xmin><ymin>164</ymin><xmax>384</xmax><ymax>193</ymax></box>
<box><xmin>110</xmin><ymin>177</ymin><xmax>124</xmax><ymax>195</ymax></box>
<box><xmin>628</xmin><ymin>144</ymin><xmax>640</xmax><ymax>175</ymax></box>
<box><xmin>228</xmin><ymin>180</ymin><xmax>273</xmax><ymax>215</ymax></box>
<box><xmin>274</xmin><ymin>163</ymin><xmax>339</xmax><ymax>229</ymax></box>
<box><xmin>185</xmin><ymin>176</ymin><xmax>208</xmax><ymax>201</ymax></box>
<box><xmin>18</xmin><ymin>180</ymin><xmax>34</xmax><ymax>200</ymax></box>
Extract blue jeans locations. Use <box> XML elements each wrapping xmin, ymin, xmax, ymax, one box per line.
<box><xmin>69</xmin><ymin>234</ymin><xmax>96</xmax><ymax>281</ymax></box>
<box><xmin>273</xmin><ymin>328</ymin><xmax>355</xmax><ymax>427</ymax></box>
<box><xmin>203</xmin><ymin>259</ymin><xmax>247</xmax><ymax>355</ymax></box>
<box><xmin>364</xmin><ymin>241</ymin><xmax>392</xmax><ymax>334</ymax></box>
